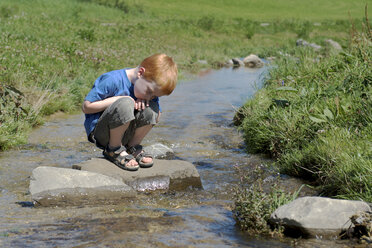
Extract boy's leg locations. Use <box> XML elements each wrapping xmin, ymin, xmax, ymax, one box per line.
<box><xmin>127</xmin><ymin>124</ymin><xmax>153</xmax><ymax>147</ymax></box>
<box><xmin>122</xmin><ymin>101</ymin><xmax>159</xmax><ymax>164</ymax></box>
<box><xmin>93</xmin><ymin>97</ymin><xmax>138</xmax><ymax>167</ymax></box>
<box><xmin>128</xmin><ymin>125</ymin><xmax>154</xmax><ymax>164</ymax></box>
<box><xmin>94</xmin><ymin>97</ymin><xmax>135</xmax><ymax>148</ymax></box>
<box><xmin>109</xmin><ymin>123</ymin><xmax>131</xmax><ymax>148</ymax></box>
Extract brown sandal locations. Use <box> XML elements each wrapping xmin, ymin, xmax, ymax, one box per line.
<box><xmin>126</xmin><ymin>145</ymin><xmax>154</xmax><ymax>168</ymax></box>
<box><xmin>103</xmin><ymin>146</ymin><xmax>139</xmax><ymax>171</ymax></box>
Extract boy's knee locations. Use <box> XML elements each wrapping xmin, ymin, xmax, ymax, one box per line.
<box><xmin>142</xmin><ymin>107</ymin><xmax>157</xmax><ymax>122</ymax></box>
<box><xmin>136</xmin><ymin>101</ymin><xmax>159</xmax><ymax>126</ymax></box>
<box><xmin>113</xmin><ymin>97</ymin><xmax>135</xmax><ymax>116</ymax></box>
<box><xmin>104</xmin><ymin>97</ymin><xmax>135</xmax><ymax>128</ymax></box>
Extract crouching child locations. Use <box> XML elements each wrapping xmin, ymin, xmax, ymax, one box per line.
<box><xmin>82</xmin><ymin>54</ymin><xmax>177</xmax><ymax>171</ymax></box>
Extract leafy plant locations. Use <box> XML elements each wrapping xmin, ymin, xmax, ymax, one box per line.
<box><xmin>0</xmin><ymin>84</ymin><xmax>37</xmax><ymax>149</ymax></box>
<box><xmin>294</xmin><ymin>20</ymin><xmax>312</xmax><ymax>38</ymax></box>
<box><xmin>77</xmin><ymin>28</ymin><xmax>96</xmax><ymax>42</ymax></box>
<box><xmin>233</xmin><ymin>165</ymin><xmax>303</xmax><ymax>235</ymax></box>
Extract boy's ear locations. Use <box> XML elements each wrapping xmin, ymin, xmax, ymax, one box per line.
<box><xmin>138</xmin><ymin>67</ymin><xmax>146</xmax><ymax>77</ymax></box>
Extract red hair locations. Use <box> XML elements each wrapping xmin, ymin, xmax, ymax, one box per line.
<box><xmin>140</xmin><ymin>54</ymin><xmax>178</xmax><ymax>95</ymax></box>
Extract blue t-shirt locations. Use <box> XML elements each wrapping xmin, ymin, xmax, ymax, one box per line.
<box><xmin>84</xmin><ymin>68</ymin><xmax>160</xmax><ymax>138</ymax></box>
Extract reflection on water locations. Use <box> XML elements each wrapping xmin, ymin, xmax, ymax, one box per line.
<box><xmin>0</xmin><ymin>67</ymin><xmax>347</xmax><ymax>247</ymax></box>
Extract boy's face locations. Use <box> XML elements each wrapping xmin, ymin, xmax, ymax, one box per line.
<box><xmin>134</xmin><ymin>77</ymin><xmax>165</xmax><ymax>101</ymax></box>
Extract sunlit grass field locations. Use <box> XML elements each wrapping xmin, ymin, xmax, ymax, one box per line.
<box><xmin>141</xmin><ymin>0</ymin><xmax>370</xmax><ymax>20</ymax></box>
<box><xmin>0</xmin><ymin>0</ymin><xmax>370</xmax><ymax>150</ymax></box>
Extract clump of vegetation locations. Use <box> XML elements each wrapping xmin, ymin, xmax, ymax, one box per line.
<box><xmin>236</xmin><ymin>13</ymin><xmax>371</xmax><ymax>201</ymax></box>
<box><xmin>0</xmin><ymin>84</ymin><xmax>39</xmax><ymax>149</ymax></box>
<box><xmin>233</xmin><ymin>165</ymin><xmax>302</xmax><ymax>235</ymax></box>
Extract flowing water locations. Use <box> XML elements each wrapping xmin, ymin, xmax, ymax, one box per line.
<box><xmin>0</xmin><ymin>67</ymin><xmax>355</xmax><ymax>247</ymax></box>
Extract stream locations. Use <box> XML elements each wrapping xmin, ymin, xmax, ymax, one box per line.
<box><xmin>0</xmin><ymin>67</ymin><xmax>354</xmax><ymax>247</ymax></box>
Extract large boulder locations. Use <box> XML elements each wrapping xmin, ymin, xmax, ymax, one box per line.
<box><xmin>73</xmin><ymin>158</ymin><xmax>202</xmax><ymax>192</ymax></box>
<box><xmin>270</xmin><ymin>196</ymin><xmax>371</xmax><ymax>238</ymax></box>
<box><xmin>243</xmin><ymin>54</ymin><xmax>264</xmax><ymax>68</ymax></box>
<box><xmin>30</xmin><ymin>166</ymin><xmax>136</xmax><ymax>207</ymax></box>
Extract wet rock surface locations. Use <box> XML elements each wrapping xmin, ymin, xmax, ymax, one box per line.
<box><xmin>30</xmin><ymin>166</ymin><xmax>136</xmax><ymax>206</ymax></box>
<box><xmin>72</xmin><ymin>158</ymin><xmax>202</xmax><ymax>192</ymax></box>
<box><xmin>145</xmin><ymin>143</ymin><xmax>174</xmax><ymax>159</ymax></box>
<box><xmin>270</xmin><ymin>196</ymin><xmax>371</xmax><ymax>238</ymax></box>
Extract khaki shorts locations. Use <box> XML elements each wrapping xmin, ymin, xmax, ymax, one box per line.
<box><xmin>90</xmin><ymin>97</ymin><xmax>159</xmax><ymax>149</ymax></box>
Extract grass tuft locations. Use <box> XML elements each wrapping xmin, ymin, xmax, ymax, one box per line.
<box><xmin>236</xmin><ymin>17</ymin><xmax>372</xmax><ymax>202</ymax></box>
<box><xmin>233</xmin><ymin>165</ymin><xmax>303</xmax><ymax>236</ymax></box>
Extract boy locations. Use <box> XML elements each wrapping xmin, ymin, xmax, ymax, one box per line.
<box><xmin>82</xmin><ymin>53</ymin><xmax>177</xmax><ymax>171</ymax></box>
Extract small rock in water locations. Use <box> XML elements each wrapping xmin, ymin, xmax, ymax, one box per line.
<box><xmin>145</xmin><ymin>143</ymin><xmax>174</xmax><ymax>159</ymax></box>
<box><xmin>270</xmin><ymin>196</ymin><xmax>371</xmax><ymax>238</ymax></box>
<box><xmin>232</xmin><ymin>58</ymin><xmax>244</xmax><ymax>67</ymax></box>
<box><xmin>243</xmin><ymin>54</ymin><xmax>264</xmax><ymax>68</ymax></box>
<box><xmin>225</xmin><ymin>59</ymin><xmax>234</xmax><ymax>66</ymax></box>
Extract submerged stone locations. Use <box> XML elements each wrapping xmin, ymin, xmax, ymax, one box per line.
<box><xmin>30</xmin><ymin>166</ymin><xmax>136</xmax><ymax>207</ymax></box>
<box><xmin>73</xmin><ymin>158</ymin><xmax>202</xmax><ymax>192</ymax></box>
<box><xmin>269</xmin><ymin>196</ymin><xmax>371</xmax><ymax>238</ymax></box>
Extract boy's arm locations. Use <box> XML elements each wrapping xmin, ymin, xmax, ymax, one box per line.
<box><xmin>82</xmin><ymin>96</ymin><xmax>134</xmax><ymax>114</ymax></box>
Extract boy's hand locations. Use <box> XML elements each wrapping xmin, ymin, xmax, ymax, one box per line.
<box><xmin>135</xmin><ymin>98</ymin><xmax>149</xmax><ymax>111</ymax></box>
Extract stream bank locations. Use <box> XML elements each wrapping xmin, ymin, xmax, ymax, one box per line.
<box><xmin>0</xmin><ymin>67</ymin><xmax>355</xmax><ymax>247</ymax></box>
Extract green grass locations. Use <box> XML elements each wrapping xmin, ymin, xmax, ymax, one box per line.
<box><xmin>236</xmin><ymin>25</ymin><xmax>372</xmax><ymax>202</ymax></box>
<box><xmin>141</xmin><ymin>0</ymin><xmax>370</xmax><ymax>20</ymax></box>
<box><xmin>0</xmin><ymin>0</ymin><xmax>369</xmax><ymax>150</ymax></box>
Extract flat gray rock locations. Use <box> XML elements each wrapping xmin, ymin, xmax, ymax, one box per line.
<box><xmin>270</xmin><ymin>196</ymin><xmax>371</xmax><ymax>238</ymax></box>
<box><xmin>145</xmin><ymin>143</ymin><xmax>174</xmax><ymax>159</ymax></box>
<box><xmin>73</xmin><ymin>158</ymin><xmax>202</xmax><ymax>192</ymax></box>
<box><xmin>30</xmin><ymin>166</ymin><xmax>136</xmax><ymax>206</ymax></box>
